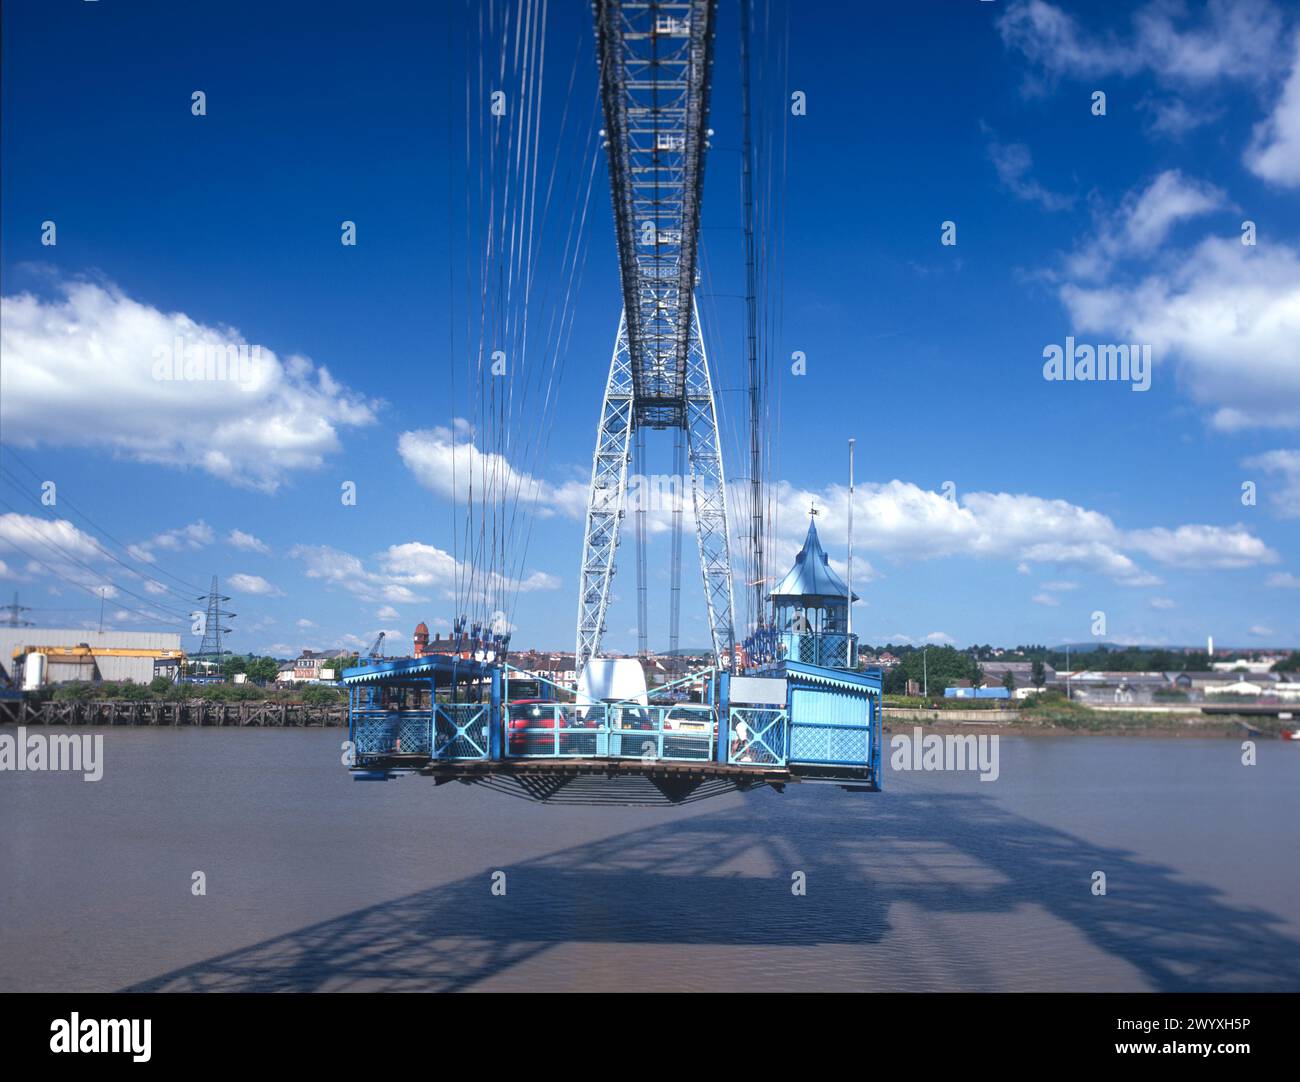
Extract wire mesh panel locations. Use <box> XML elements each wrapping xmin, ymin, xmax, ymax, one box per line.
<box><xmin>352</xmin><ymin>711</ymin><xmax>433</xmax><ymax>756</ymax></box>
<box><xmin>506</xmin><ymin>703</ymin><xmax>602</xmax><ymax>758</ymax></box>
<box><xmin>783</xmin><ymin>632</ymin><xmax>856</xmax><ymax>668</ymax></box>
<box><xmin>789</xmin><ymin>722</ymin><xmax>869</xmax><ymax>763</ymax></box>
<box><xmin>727</xmin><ymin>707</ymin><xmax>787</xmax><ymax>766</ymax></box>
<box><xmin>434</xmin><ymin>704</ymin><xmax>489</xmax><ymax>760</ymax></box>
<box><xmin>608</xmin><ymin>705</ymin><xmax>715</xmax><ymax>761</ymax></box>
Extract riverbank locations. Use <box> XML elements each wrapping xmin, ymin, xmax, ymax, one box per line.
<box><xmin>885</xmin><ymin>717</ymin><xmax>1249</xmax><ymax>738</ymax></box>
<box><xmin>0</xmin><ymin>699</ymin><xmax>1288</xmax><ymax>738</ymax></box>
<box><xmin>885</xmin><ymin>705</ymin><xmax>1287</xmax><ymax>738</ymax></box>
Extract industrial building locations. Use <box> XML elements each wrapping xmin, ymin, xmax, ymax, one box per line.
<box><xmin>0</xmin><ymin>628</ymin><xmax>184</xmax><ymax>688</ymax></box>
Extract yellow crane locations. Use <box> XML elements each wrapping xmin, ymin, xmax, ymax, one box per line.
<box><xmin>11</xmin><ymin>645</ymin><xmax>187</xmax><ymax>661</ymax></box>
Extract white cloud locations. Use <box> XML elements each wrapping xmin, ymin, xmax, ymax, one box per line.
<box><xmin>376</xmin><ymin>605</ymin><xmax>400</xmax><ymax>620</ymax></box>
<box><xmin>153</xmin><ymin>522</ymin><xmax>214</xmax><ymax>551</ymax></box>
<box><xmin>1246</xmin><ymin>31</ymin><xmax>1300</xmax><ymax>185</ymax></box>
<box><xmin>1065</xmin><ymin>171</ymin><xmax>1227</xmax><ymax>281</ymax></box>
<box><xmin>0</xmin><ymin>515</ymin><xmax>146</xmax><ymax>606</ymax></box>
<box><xmin>1061</xmin><ymin>236</ymin><xmax>1300</xmax><ymax>430</ymax></box>
<box><xmin>1243</xmin><ymin>449</ymin><xmax>1300</xmax><ymax>516</ymax></box>
<box><xmin>763</xmin><ymin>479</ymin><xmax>1277</xmax><ymax>585</ymax></box>
<box><xmin>228</xmin><ymin>529</ymin><xmax>271</xmax><ymax>555</ymax></box>
<box><xmin>1032</xmin><ymin>592</ymin><xmax>1061</xmax><ymax>607</ymax></box>
<box><xmin>0</xmin><ymin>513</ymin><xmax>102</xmax><ymax>561</ymax></box>
<box><xmin>1140</xmin><ymin>95</ymin><xmax>1222</xmax><ymax>138</ymax></box>
<box><xmin>0</xmin><ymin>280</ymin><xmax>378</xmax><ymax>492</ymax></box>
<box><xmin>925</xmin><ymin>632</ymin><xmax>956</xmax><ymax>645</ymax></box>
<box><xmin>1266</xmin><ymin>571</ymin><xmax>1300</xmax><ymax>587</ymax></box>
<box><xmin>129</xmin><ymin>520</ymin><xmax>214</xmax><ymax>564</ymax></box>
<box><xmin>986</xmin><ymin>134</ymin><xmax>1074</xmax><ymax>210</ymax></box>
<box><xmin>1149</xmin><ymin>597</ymin><xmax>1177</xmax><ymax>609</ymax></box>
<box><xmin>227</xmin><ymin>573</ymin><xmax>283</xmax><ymax>597</ymax></box>
<box><xmin>398</xmin><ymin>424</ymin><xmax>588</xmax><ymax>520</ymax></box>
<box><xmin>290</xmin><ymin>540</ymin><xmax>560</xmax><ymax>609</ymax></box>
<box><xmin>295</xmin><ymin>618</ymin><xmax>316</xmax><ymax>629</ymax></box>
<box><xmin>1249</xmin><ymin>624</ymin><xmax>1275</xmax><ymax>637</ymax></box>
<box><xmin>1126</xmin><ymin>524</ymin><xmax>1278</xmax><ymax>569</ymax></box>
<box><xmin>999</xmin><ymin>0</ymin><xmax>1287</xmax><ymax>89</ymax></box>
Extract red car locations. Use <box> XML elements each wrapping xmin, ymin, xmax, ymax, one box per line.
<box><xmin>506</xmin><ymin>699</ymin><xmax>597</xmax><ymax>755</ymax></box>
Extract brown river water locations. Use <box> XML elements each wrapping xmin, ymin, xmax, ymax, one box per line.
<box><xmin>1</xmin><ymin>727</ymin><xmax>1297</xmax><ymax>992</ymax></box>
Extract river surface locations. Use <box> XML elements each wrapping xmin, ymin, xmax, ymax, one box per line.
<box><xmin>1</xmin><ymin>727</ymin><xmax>1297</xmax><ymax>992</ymax></box>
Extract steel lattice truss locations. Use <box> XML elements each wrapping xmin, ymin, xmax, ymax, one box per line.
<box><xmin>576</xmin><ymin>301</ymin><xmax>735</xmax><ymax>671</ymax></box>
<box><xmin>594</xmin><ymin>0</ymin><xmax>714</xmax><ymax>428</ymax></box>
<box><xmin>577</xmin><ymin>0</ymin><xmax>733</xmax><ymax>674</ymax></box>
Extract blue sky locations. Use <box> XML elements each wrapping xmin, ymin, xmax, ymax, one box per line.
<box><xmin>1</xmin><ymin>0</ymin><xmax>1297</xmax><ymax>659</ymax></box>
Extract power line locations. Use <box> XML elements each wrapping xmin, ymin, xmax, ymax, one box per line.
<box><xmin>0</xmin><ymin>496</ymin><xmax>193</xmax><ymax>623</ymax></box>
<box><xmin>0</xmin><ymin>445</ymin><xmax>206</xmax><ymax>597</ymax></box>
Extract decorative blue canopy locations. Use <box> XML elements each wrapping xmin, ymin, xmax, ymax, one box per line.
<box><xmin>769</xmin><ymin>516</ymin><xmax>858</xmax><ymax>604</ymax></box>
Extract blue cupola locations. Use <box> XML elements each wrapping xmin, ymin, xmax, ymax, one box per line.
<box><xmin>767</xmin><ymin>510</ymin><xmax>859</xmax><ymax>668</ymax></box>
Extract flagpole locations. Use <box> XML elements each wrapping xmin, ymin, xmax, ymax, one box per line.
<box><xmin>847</xmin><ymin>438</ymin><xmax>855</xmax><ymax>639</ymax></box>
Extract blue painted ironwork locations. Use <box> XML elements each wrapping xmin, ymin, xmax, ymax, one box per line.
<box><xmin>577</xmin><ymin>1</ymin><xmax>737</xmax><ymax>674</ymax></box>
<box><xmin>782</xmin><ymin>661</ymin><xmax>881</xmax><ymax>771</ymax></box>
<box><xmin>341</xmin><ymin>639</ymin><xmax>880</xmax><ymax>792</ymax></box>
<box><xmin>504</xmin><ymin>701</ymin><xmax>715</xmax><ymax>763</ymax></box>
<box><xmin>352</xmin><ymin>710</ymin><xmax>434</xmax><ymax>757</ymax></box>
<box><xmin>436</xmin><ymin>703</ymin><xmax>490</xmax><ymax>759</ymax></box>
<box><xmin>777</xmin><ymin>629</ymin><xmax>858</xmax><ymax>668</ymax></box>
<box><xmin>766</xmin><ymin>513</ymin><xmax>859</xmax><ymax>671</ymax></box>
<box><xmin>727</xmin><ymin>706</ymin><xmax>788</xmax><ymax>766</ymax></box>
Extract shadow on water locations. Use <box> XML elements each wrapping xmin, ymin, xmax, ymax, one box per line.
<box><xmin>127</xmin><ymin>790</ymin><xmax>1300</xmax><ymax>992</ymax></box>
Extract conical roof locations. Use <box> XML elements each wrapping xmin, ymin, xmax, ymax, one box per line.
<box><xmin>769</xmin><ymin>517</ymin><xmax>858</xmax><ymax>603</ymax></box>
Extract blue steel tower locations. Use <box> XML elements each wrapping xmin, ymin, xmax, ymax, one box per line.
<box><xmin>576</xmin><ymin>0</ymin><xmax>735</xmax><ymax>676</ymax></box>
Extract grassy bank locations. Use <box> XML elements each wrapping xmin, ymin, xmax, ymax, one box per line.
<box><xmin>885</xmin><ymin>691</ymin><xmax>1265</xmax><ymax>738</ymax></box>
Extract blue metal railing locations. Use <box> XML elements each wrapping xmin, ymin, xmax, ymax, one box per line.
<box><xmin>505</xmin><ymin>703</ymin><xmax>715</xmax><ymax>762</ymax></box>
<box><xmin>776</xmin><ymin>631</ymin><xmax>857</xmax><ymax>669</ymax></box>
<box><xmin>352</xmin><ymin>704</ymin><xmax>490</xmax><ymax>760</ymax></box>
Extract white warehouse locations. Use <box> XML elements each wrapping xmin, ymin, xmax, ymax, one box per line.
<box><xmin>0</xmin><ymin>628</ymin><xmax>185</xmax><ymax>688</ymax></box>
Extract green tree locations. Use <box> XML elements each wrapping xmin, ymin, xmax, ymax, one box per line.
<box><xmin>1031</xmin><ymin>658</ymin><xmax>1046</xmax><ymax>689</ymax></box>
<box><xmin>245</xmin><ymin>656</ymin><xmax>280</xmax><ymax>684</ymax></box>
<box><xmin>1001</xmin><ymin>669</ymin><xmax>1016</xmax><ymax>692</ymax></box>
<box><xmin>221</xmin><ymin>655</ymin><xmax>248</xmax><ymax>679</ymax></box>
<box><xmin>52</xmin><ymin>681</ymin><xmax>96</xmax><ymax>703</ymax></box>
<box><xmin>896</xmin><ymin>646</ymin><xmax>982</xmax><ymax>697</ymax></box>
<box><xmin>302</xmin><ymin>686</ymin><xmax>342</xmax><ymax>706</ymax></box>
